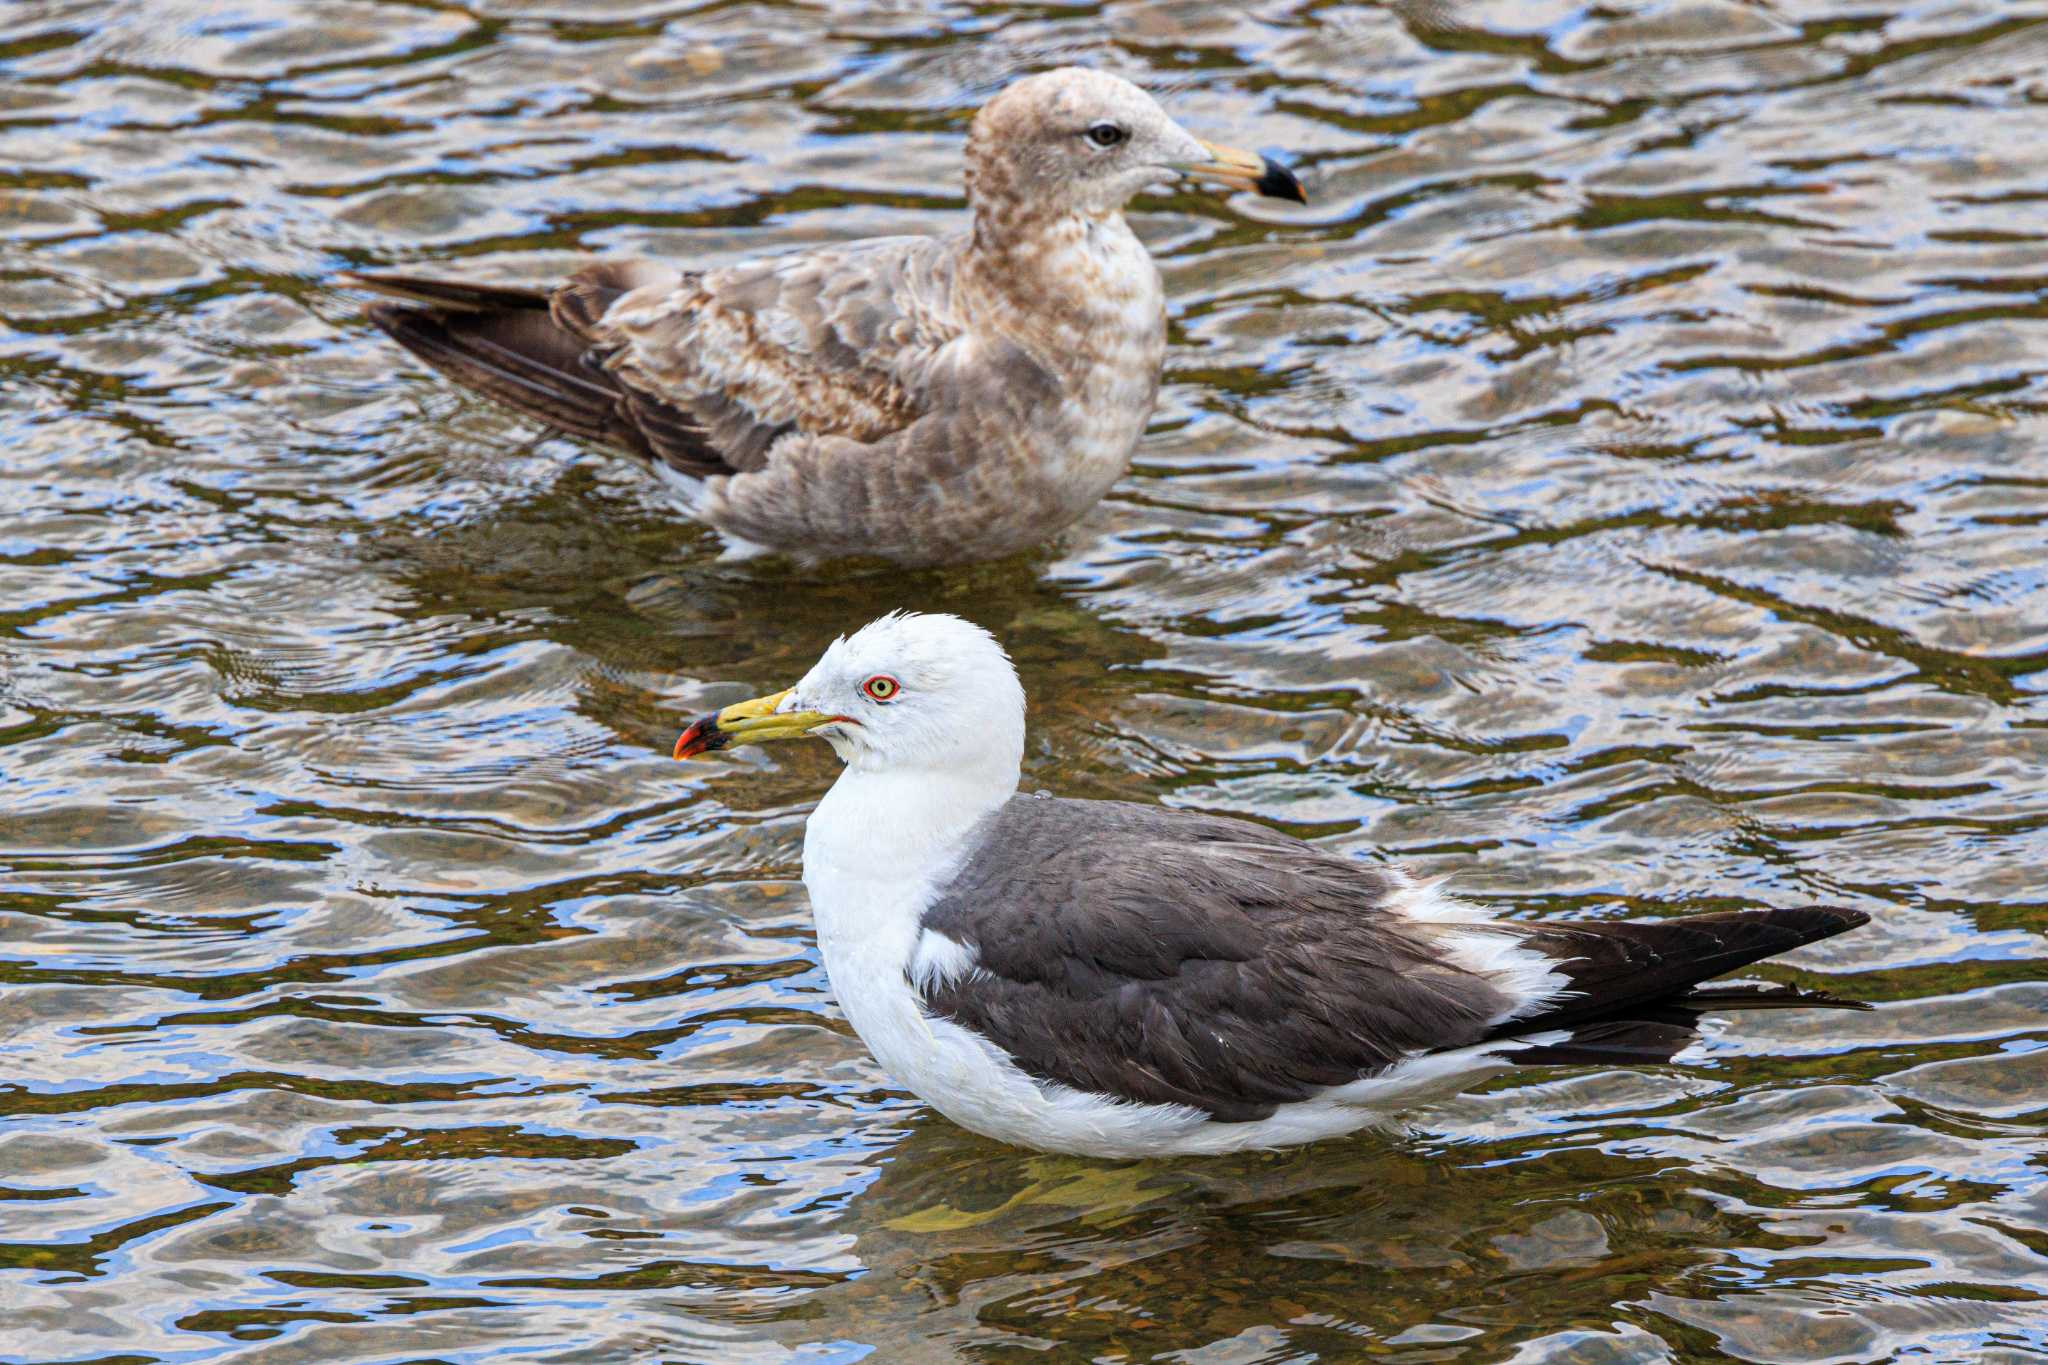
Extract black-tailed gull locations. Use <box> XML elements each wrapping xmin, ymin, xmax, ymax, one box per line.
<box><xmin>340</xmin><ymin>68</ymin><xmax>1305</xmax><ymax>566</ymax></box>
<box><xmin>671</xmin><ymin>612</ymin><xmax>1868</xmax><ymax>1157</ymax></box>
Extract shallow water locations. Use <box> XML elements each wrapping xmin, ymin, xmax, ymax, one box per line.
<box><xmin>4</xmin><ymin>0</ymin><xmax>2048</xmax><ymax>1360</ymax></box>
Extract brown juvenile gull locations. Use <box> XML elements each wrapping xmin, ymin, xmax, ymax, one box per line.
<box><xmin>670</xmin><ymin>612</ymin><xmax>1869</xmax><ymax>1157</ymax></box>
<box><xmin>338</xmin><ymin>68</ymin><xmax>1305</xmax><ymax>566</ymax></box>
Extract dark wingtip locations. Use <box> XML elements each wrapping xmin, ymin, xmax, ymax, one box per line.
<box><xmin>1680</xmin><ymin>983</ymin><xmax>1873</xmax><ymax>1013</ymax></box>
<box><xmin>1778</xmin><ymin>905</ymin><xmax>1872</xmax><ymax>943</ymax></box>
<box><xmin>1255</xmin><ymin>156</ymin><xmax>1307</xmax><ymax>205</ymax></box>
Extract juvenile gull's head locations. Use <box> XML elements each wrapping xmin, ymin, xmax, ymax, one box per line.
<box><xmin>964</xmin><ymin>67</ymin><xmax>1304</xmax><ymax>233</ymax></box>
<box><xmin>673</xmin><ymin>612</ymin><xmax>1026</xmax><ymax>778</ymax></box>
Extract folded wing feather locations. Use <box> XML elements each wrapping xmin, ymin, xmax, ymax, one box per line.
<box><xmin>918</xmin><ymin>795</ymin><xmax>1867</xmax><ymax>1123</ymax></box>
<box><xmin>341</xmin><ymin>235</ymin><xmax>965</xmax><ymax>482</ymax></box>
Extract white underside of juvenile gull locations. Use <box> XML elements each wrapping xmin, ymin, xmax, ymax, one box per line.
<box><xmin>673</xmin><ymin>613</ymin><xmax>1869</xmax><ymax>1157</ymax></box>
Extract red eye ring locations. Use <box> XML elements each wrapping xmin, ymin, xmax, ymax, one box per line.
<box><xmin>862</xmin><ymin>674</ymin><xmax>900</xmax><ymax>702</ymax></box>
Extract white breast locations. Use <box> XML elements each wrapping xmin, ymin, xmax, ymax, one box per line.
<box><xmin>800</xmin><ymin>767</ymin><xmax>1192</xmax><ymax>1154</ymax></box>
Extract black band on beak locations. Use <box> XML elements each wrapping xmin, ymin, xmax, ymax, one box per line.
<box><xmin>674</xmin><ymin>713</ymin><xmax>731</xmax><ymax>759</ymax></box>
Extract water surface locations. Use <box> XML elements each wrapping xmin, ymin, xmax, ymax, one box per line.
<box><xmin>3</xmin><ymin>0</ymin><xmax>2047</xmax><ymax>1360</ymax></box>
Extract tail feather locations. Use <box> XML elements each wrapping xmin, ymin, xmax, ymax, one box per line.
<box><xmin>364</xmin><ymin>304</ymin><xmax>650</xmax><ymax>456</ymax></box>
<box><xmin>342</xmin><ymin>267</ymin><xmax>726</xmax><ymax>474</ymax></box>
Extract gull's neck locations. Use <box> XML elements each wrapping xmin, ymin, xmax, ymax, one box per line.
<box><xmin>959</xmin><ymin>206</ymin><xmax>1163</xmax><ymax>366</ymax></box>
<box><xmin>802</xmin><ymin>748</ymin><xmax>1019</xmax><ymax>946</ymax></box>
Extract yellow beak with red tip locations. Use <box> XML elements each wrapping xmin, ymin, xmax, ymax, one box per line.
<box><xmin>673</xmin><ymin>688</ymin><xmax>847</xmax><ymax>759</ymax></box>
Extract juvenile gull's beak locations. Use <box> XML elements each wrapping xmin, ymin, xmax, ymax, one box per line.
<box><xmin>1178</xmin><ymin>139</ymin><xmax>1307</xmax><ymax>205</ymax></box>
<box><xmin>673</xmin><ymin>688</ymin><xmax>845</xmax><ymax>759</ymax></box>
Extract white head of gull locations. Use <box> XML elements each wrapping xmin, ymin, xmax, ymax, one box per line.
<box><xmin>340</xmin><ymin>70</ymin><xmax>1306</xmax><ymax>567</ymax></box>
<box><xmin>675</xmin><ymin>613</ymin><xmax>1867</xmax><ymax>1157</ymax></box>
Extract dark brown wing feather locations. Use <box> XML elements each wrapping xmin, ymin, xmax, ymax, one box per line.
<box><xmin>363</xmin><ymin>304</ymin><xmax>647</xmax><ymax>455</ymax></box>
<box><xmin>344</xmin><ymin>267</ymin><xmax>732</xmax><ymax>476</ymax></box>
<box><xmin>333</xmin><ymin>272</ymin><xmax>553</xmax><ymax>314</ymax></box>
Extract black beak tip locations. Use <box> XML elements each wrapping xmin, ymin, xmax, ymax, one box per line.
<box><xmin>1256</xmin><ymin>157</ymin><xmax>1307</xmax><ymax>205</ymax></box>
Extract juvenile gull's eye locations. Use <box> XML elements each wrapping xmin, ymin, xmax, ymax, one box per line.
<box><xmin>862</xmin><ymin>675</ymin><xmax>900</xmax><ymax>702</ymax></box>
<box><xmin>1086</xmin><ymin>122</ymin><xmax>1127</xmax><ymax>148</ymax></box>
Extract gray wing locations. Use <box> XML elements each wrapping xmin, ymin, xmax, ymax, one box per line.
<box><xmin>917</xmin><ymin>797</ymin><xmax>1516</xmax><ymax>1123</ymax></box>
<box><xmin>918</xmin><ymin>797</ymin><xmax>1871</xmax><ymax>1124</ymax></box>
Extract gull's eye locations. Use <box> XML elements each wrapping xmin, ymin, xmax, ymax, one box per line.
<box><xmin>1085</xmin><ymin>122</ymin><xmax>1127</xmax><ymax>148</ymax></box>
<box><xmin>862</xmin><ymin>674</ymin><xmax>900</xmax><ymax>702</ymax></box>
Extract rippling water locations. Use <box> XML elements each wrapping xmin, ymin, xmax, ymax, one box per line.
<box><xmin>5</xmin><ymin>0</ymin><xmax>2048</xmax><ymax>1359</ymax></box>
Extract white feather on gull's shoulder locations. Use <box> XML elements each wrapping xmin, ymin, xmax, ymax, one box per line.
<box><xmin>909</xmin><ymin>930</ymin><xmax>984</xmax><ymax>994</ymax></box>
<box><xmin>1385</xmin><ymin>870</ymin><xmax>1577</xmax><ymax>1025</ymax></box>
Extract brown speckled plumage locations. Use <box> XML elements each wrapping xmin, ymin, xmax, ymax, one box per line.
<box><xmin>340</xmin><ymin>68</ymin><xmax>1304</xmax><ymax>565</ymax></box>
